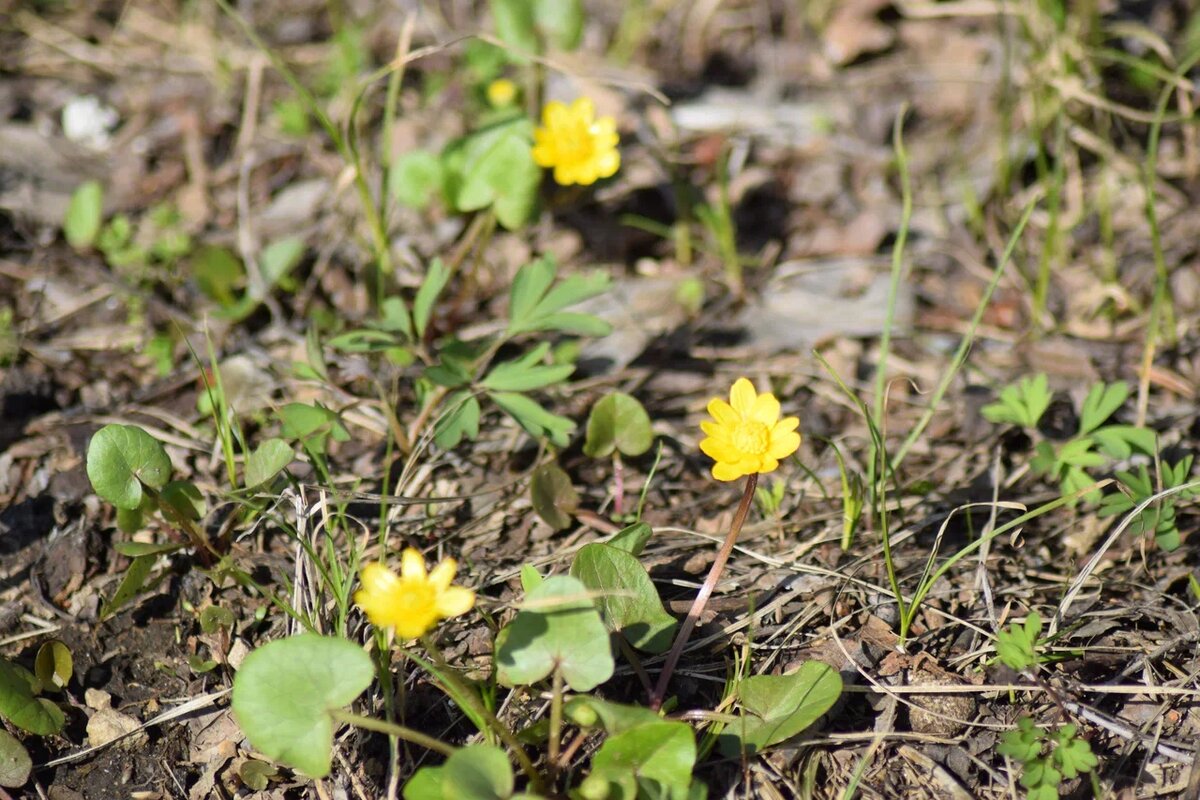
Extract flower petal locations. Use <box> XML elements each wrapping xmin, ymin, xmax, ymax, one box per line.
<box><xmin>428</xmin><ymin>557</ymin><xmax>458</xmax><ymax>591</ymax></box>
<box><xmin>706</xmin><ymin>398</ymin><xmax>739</xmax><ymax>426</ymax></box>
<box><xmin>767</xmin><ymin>430</ymin><xmax>801</xmax><ymax>460</ymax></box>
<box><xmin>542</xmin><ymin>100</ymin><xmax>567</xmax><ymax>127</ymax></box>
<box><xmin>772</xmin><ymin>416</ymin><xmax>799</xmax><ymax>435</ymax></box>
<box><xmin>436</xmin><ymin>586</ymin><xmax>476</xmax><ymax>619</ymax></box>
<box><xmin>701</xmin><ymin>437</ymin><xmax>742</xmax><ymax>464</ymax></box>
<box><xmin>712</xmin><ymin>461</ymin><xmax>745</xmax><ymax>481</ymax></box>
<box><xmin>570</xmin><ymin>96</ymin><xmax>595</xmax><ymax>122</ymax></box>
<box><xmin>729</xmin><ymin>378</ymin><xmax>757</xmax><ymax>415</ymax></box>
<box><xmin>400</xmin><ymin>548</ymin><xmax>427</xmax><ymax>580</ymax></box>
<box><xmin>749</xmin><ymin>392</ymin><xmax>781</xmax><ymax>426</ymax></box>
<box><xmin>700</xmin><ymin>420</ymin><xmax>731</xmax><ymax>441</ymax></box>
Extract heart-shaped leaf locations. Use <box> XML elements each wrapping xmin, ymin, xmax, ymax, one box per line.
<box><xmin>495</xmin><ymin>576</ymin><xmax>614</xmax><ymax>691</ymax></box>
<box><xmin>583</xmin><ymin>392</ymin><xmax>653</xmax><ymax>458</ymax></box>
<box><xmin>87</xmin><ymin>424</ymin><xmax>172</xmax><ymax>510</ymax></box>
<box><xmin>244</xmin><ymin>439</ymin><xmax>293</xmax><ymax>489</ymax></box>
<box><xmin>571</xmin><ymin>543</ymin><xmax>676</xmax><ymax>653</ymax></box>
<box><xmin>231</xmin><ymin>634</ymin><xmax>374</xmax><ymax>777</ymax></box>
<box><xmin>717</xmin><ymin>661</ymin><xmax>843</xmax><ymax>755</ymax></box>
<box><xmin>587</xmin><ymin>720</ymin><xmax>696</xmax><ymax>800</ymax></box>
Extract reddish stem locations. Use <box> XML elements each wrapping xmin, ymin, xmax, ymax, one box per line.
<box><xmin>650</xmin><ymin>473</ymin><xmax>758</xmax><ymax>710</ymax></box>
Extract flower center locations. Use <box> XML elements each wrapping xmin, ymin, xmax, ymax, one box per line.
<box><xmin>396</xmin><ymin>580</ymin><xmax>436</xmax><ymax>617</ymax></box>
<box><xmin>732</xmin><ymin>420</ymin><xmax>770</xmax><ymax>455</ymax></box>
<box><xmin>559</xmin><ymin>121</ymin><xmax>594</xmax><ymax>161</ymax></box>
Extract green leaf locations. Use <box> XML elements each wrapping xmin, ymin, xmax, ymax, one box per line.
<box><xmin>607</xmin><ymin>521</ymin><xmax>653</xmax><ymax>556</ymax></box>
<box><xmin>86</xmin><ymin>424</ymin><xmax>173</xmax><ymax>511</ymax></box>
<box><xmin>508</xmin><ymin>256</ymin><xmax>556</xmax><ymax>331</ymax></box>
<box><xmin>442</xmin><ymin>745</ymin><xmax>514</xmax><ymax>800</ymax></box>
<box><xmin>434</xmin><ymin>391</ymin><xmax>482</xmax><ymax>449</ymax></box>
<box><xmin>571</xmin><ymin>543</ymin><xmax>677</xmax><ymax>653</ymax></box>
<box><xmin>191</xmin><ymin>245</ymin><xmax>245</xmax><ymax>306</ymax></box>
<box><xmin>454</xmin><ymin>127</ymin><xmax>540</xmax><ymax>230</ymax></box>
<box><xmin>64</xmin><ymin>180</ymin><xmax>104</xmax><ymax>250</ymax></box>
<box><xmin>244</xmin><ymin>438</ymin><xmax>293</xmax><ymax>490</ymax></box>
<box><xmin>717</xmin><ymin>662</ymin><xmax>843</xmax><ymax>756</ymax></box>
<box><xmin>506</xmin><ymin>257</ymin><xmax>611</xmax><ymax>336</ymax></box>
<box><xmin>997</xmin><ymin>717</ymin><xmax>1044</xmax><ymax>762</ymax></box>
<box><xmin>238</xmin><ymin>759</ymin><xmax>278</xmax><ymax>791</ymax></box>
<box><xmin>482</xmin><ymin>346</ymin><xmax>575</xmax><ymax>392</ymax></box>
<box><xmin>491</xmin><ymin>0</ymin><xmax>539</xmax><ymax>56</ymax></box>
<box><xmin>533</xmin><ymin>0</ymin><xmax>583</xmax><ymax>50</ymax></box>
<box><xmin>982</xmin><ymin>374</ymin><xmax>1052</xmax><ymax>429</ymax></box>
<box><xmin>0</xmin><ymin>659</ymin><xmax>64</xmax><ymax>735</ymax></box>
<box><xmin>589</xmin><ymin>720</ymin><xmax>696</xmax><ymax>800</ymax></box>
<box><xmin>112</xmin><ymin>541</ymin><xmax>185</xmax><ymax>557</ymax></box>
<box><xmin>1053</xmin><ymin>729</ymin><xmax>1098</xmax><ymax>778</ymax></box>
<box><xmin>389</xmin><ymin>150</ymin><xmax>445</xmax><ymax>210</ymax></box>
<box><xmin>1079</xmin><ymin>380</ymin><xmax>1128</xmax><ymax>434</ymax></box>
<box><xmin>1091</xmin><ymin>425</ymin><xmax>1156</xmax><ymax>459</ymax></box>
<box><xmin>583</xmin><ymin>392</ymin><xmax>653</xmax><ymax>458</ymax></box>
<box><xmin>160</xmin><ymin>480</ymin><xmax>206</xmax><ymax>521</ymax></box>
<box><xmin>995</xmin><ymin>611</ymin><xmax>1042</xmax><ymax>672</ymax></box>
<box><xmin>278</xmin><ymin>403</ymin><xmax>350</xmax><ymax>455</ymax></box>
<box><xmin>519</xmin><ymin>564</ymin><xmax>544</xmax><ymax>593</ymax></box>
<box><xmin>415</xmin><ymin>258</ymin><xmax>451</xmax><ymax>338</ymax></box>
<box><xmin>530</xmin><ymin>463</ymin><xmax>578</xmax><ymax>530</ymax></box>
<box><xmin>0</xmin><ymin>729</ymin><xmax>31</xmax><ymax>788</ymax></box>
<box><xmin>100</xmin><ymin>553</ymin><xmax>157</xmax><ymax>620</ymax></box>
<box><xmin>260</xmin><ymin>237</ymin><xmax>305</xmax><ymax>290</ymax></box>
<box><xmin>495</xmin><ymin>575</ymin><xmax>615</xmax><ymax>691</ymax></box>
<box><xmin>489</xmin><ymin>391</ymin><xmax>574</xmax><ymax>448</ymax></box>
<box><xmin>34</xmin><ymin>641</ymin><xmax>72</xmax><ymax>694</ymax></box>
<box><xmin>231</xmin><ymin>634</ymin><xmax>374</xmax><ymax>778</ymax></box>
<box><xmin>565</xmin><ymin>697</ymin><xmax>663</xmax><ymax>734</ymax></box>
<box><xmin>403</xmin><ymin>765</ymin><xmax>445</xmax><ymax>800</ymax></box>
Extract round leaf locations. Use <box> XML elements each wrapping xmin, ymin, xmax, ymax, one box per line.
<box><xmin>86</xmin><ymin>424</ymin><xmax>172</xmax><ymax>510</ymax></box>
<box><xmin>231</xmin><ymin>634</ymin><xmax>374</xmax><ymax>778</ymax></box>
<box><xmin>530</xmin><ymin>463</ymin><xmax>578</xmax><ymax>531</ymax></box>
<box><xmin>717</xmin><ymin>661</ymin><xmax>843</xmax><ymax>755</ymax></box>
<box><xmin>495</xmin><ymin>576</ymin><xmax>614</xmax><ymax>692</ymax></box>
<box><xmin>0</xmin><ymin>729</ymin><xmax>31</xmax><ymax>788</ymax></box>
<box><xmin>442</xmin><ymin>745</ymin><xmax>513</xmax><ymax>800</ymax></box>
<box><xmin>583</xmin><ymin>393</ymin><xmax>653</xmax><ymax>459</ymax></box>
<box><xmin>34</xmin><ymin>640</ymin><xmax>72</xmax><ymax>693</ymax></box>
<box><xmin>0</xmin><ymin>659</ymin><xmax>64</xmax><ymax>735</ymax></box>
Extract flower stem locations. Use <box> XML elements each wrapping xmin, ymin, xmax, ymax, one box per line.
<box><xmin>650</xmin><ymin>472</ymin><xmax>758</xmax><ymax>710</ymax></box>
<box><xmin>547</xmin><ymin>664</ymin><xmax>564</xmax><ymax>790</ymax></box>
<box><xmin>330</xmin><ymin>708</ymin><xmax>455</xmax><ymax>757</ymax></box>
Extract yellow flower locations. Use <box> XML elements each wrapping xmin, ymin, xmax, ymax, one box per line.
<box><xmin>531</xmin><ymin>97</ymin><xmax>620</xmax><ymax>186</ymax></box>
<box><xmin>486</xmin><ymin>78</ymin><xmax>518</xmax><ymax>108</ymax></box>
<box><xmin>699</xmin><ymin>378</ymin><xmax>800</xmax><ymax>482</ymax></box>
<box><xmin>355</xmin><ymin>548</ymin><xmax>475</xmax><ymax>639</ymax></box>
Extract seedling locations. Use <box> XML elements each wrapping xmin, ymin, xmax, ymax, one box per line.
<box><xmin>1099</xmin><ymin>456</ymin><xmax>1198</xmax><ymax>551</ymax></box>
<box><xmin>998</xmin><ymin>717</ymin><xmax>1098</xmax><ymax>800</ymax></box>
<box><xmin>985</xmin><ymin>377</ymin><xmax>1155</xmax><ymax>504</ymax></box>
<box><xmin>583</xmin><ymin>391</ymin><xmax>654</xmax><ymax>517</ymax></box>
